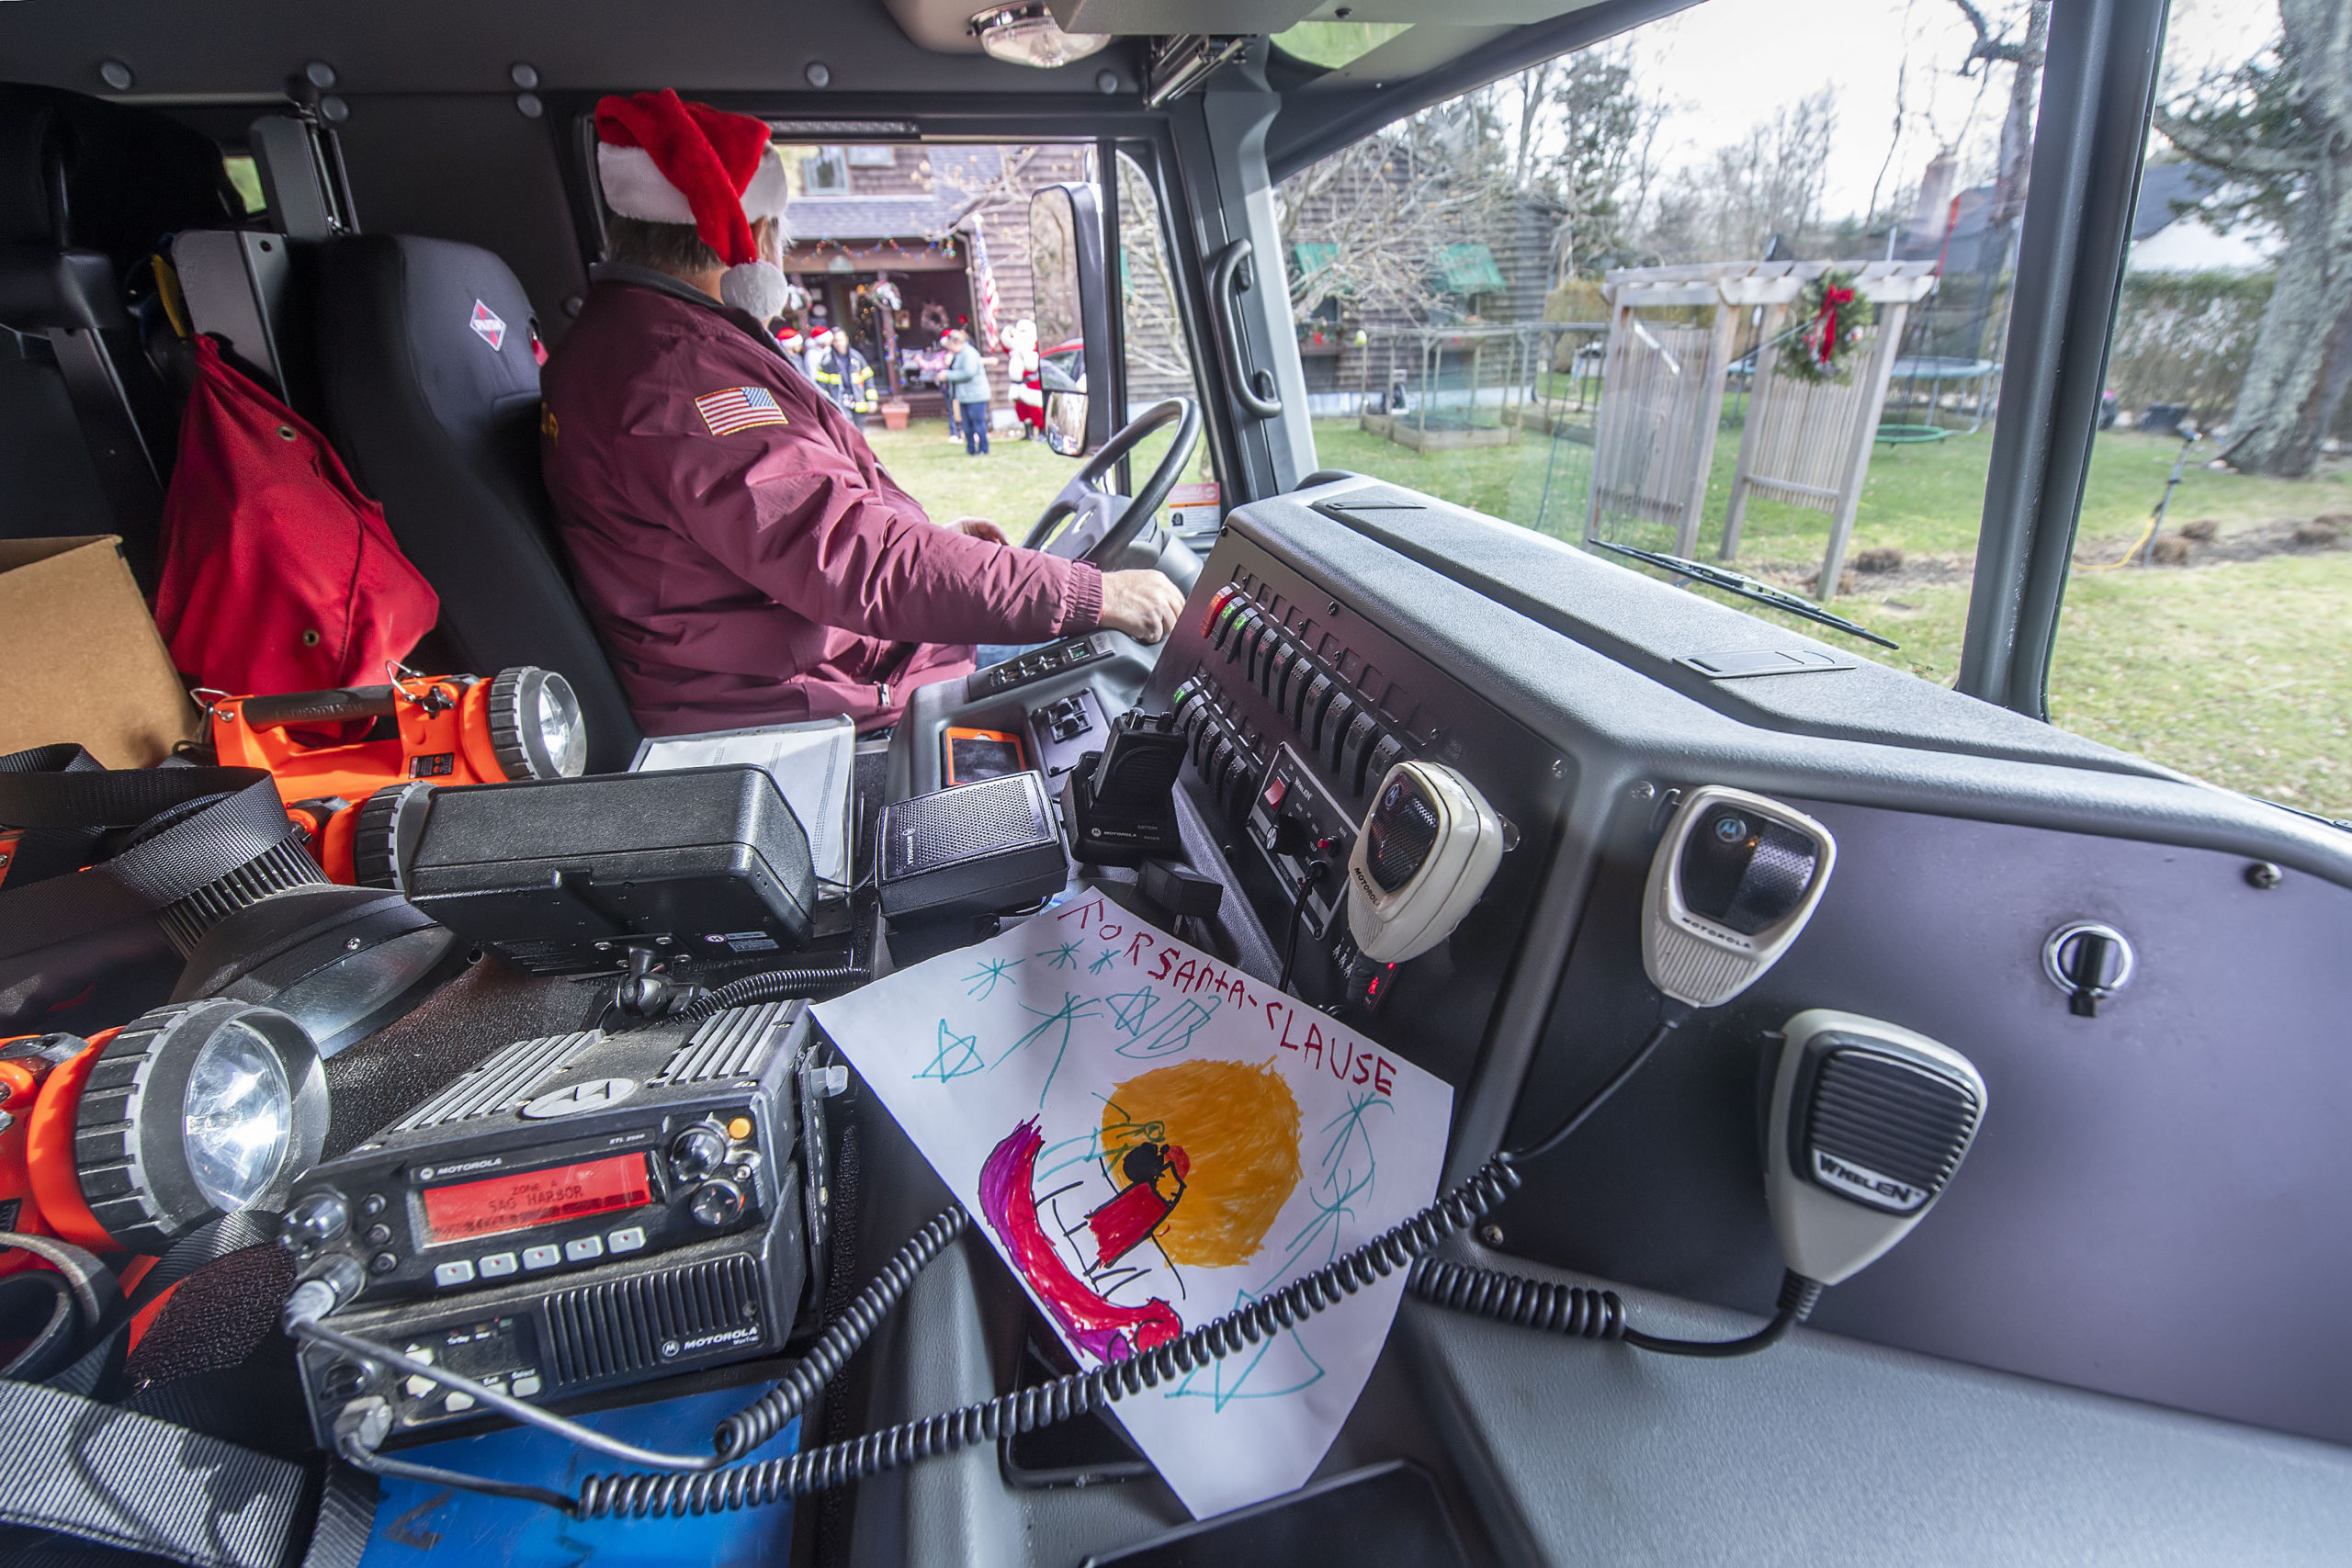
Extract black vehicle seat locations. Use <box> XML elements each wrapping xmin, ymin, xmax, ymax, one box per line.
<box><xmin>315</xmin><ymin>234</ymin><xmax>642</xmax><ymax>774</ymax></box>
<box><xmin>0</xmin><ymin>84</ymin><xmax>243</xmax><ymax>581</ymax></box>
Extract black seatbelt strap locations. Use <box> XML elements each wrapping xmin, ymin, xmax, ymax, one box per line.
<box><xmin>0</xmin><ymin>1215</ymin><xmax>379</xmax><ymax>1568</ymax></box>
<box><xmin>0</xmin><ymin>1381</ymin><xmax>379</xmax><ymax>1568</ymax></box>
<box><xmin>0</xmin><ymin>746</ymin><xmax>300</xmax><ymax>963</ymax></box>
<box><xmin>0</xmin><ymin>744</ymin><xmax>114</xmax><ymax>887</ymax></box>
<box><xmin>0</xmin><ymin>1380</ymin><xmax>311</xmax><ymax>1568</ymax></box>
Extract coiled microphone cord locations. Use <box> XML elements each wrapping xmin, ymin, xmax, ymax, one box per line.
<box><xmin>324</xmin><ymin>1000</ymin><xmax>1732</xmax><ymax>1518</ymax></box>
<box><xmin>713</xmin><ymin>1209</ymin><xmax>967</xmax><ymax>1460</ymax></box>
<box><xmin>571</xmin><ymin>1155</ymin><xmax>1527</xmax><ymax>1518</ymax></box>
<box><xmin>1407</xmin><ymin>1260</ymin><xmax>1821</xmax><ymax>1357</ymax></box>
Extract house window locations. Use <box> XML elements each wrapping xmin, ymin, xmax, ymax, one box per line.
<box><xmin>802</xmin><ymin>148</ymin><xmax>851</xmax><ymax>194</ymax></box>
<box><xmin>845</xmin><ymin>145</ymin><xmax>896</xmax><ymax>167</ymax></box>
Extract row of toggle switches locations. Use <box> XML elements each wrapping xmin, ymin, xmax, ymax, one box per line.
<box><xmin>1180</xmin><ymin>587</ymin><xmax>1411</xmax><ymax>802</ymax></box>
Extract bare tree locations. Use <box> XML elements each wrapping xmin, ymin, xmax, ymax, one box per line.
<box><xmin>1513</xmin><ymin>58</ymin><xmax>1559</xmax><ymax>190</ymax></box>
<box><xmin>1950</xmin><ymin>0</ymin><xmax>2050</xmax><ymax>356</ymax></box>
<box><xmin>2155</xmin><ymin>5</ymin><xmax>2352</xmax><ymax>477</ymax></box>
<box><xmin>1650</xmin><ymin>87</ymin><xmax>1838</xmax><ymax>261</ymax></box>
<box><xmin>1540</xmin><ymin>47</ymin><xmax>1667</xmax><ymax>280</ymax></box>
<box><xmin>1277</xmin><ymin>107</ymin><xmax>1506</xmax><ymax>322</ymax></box>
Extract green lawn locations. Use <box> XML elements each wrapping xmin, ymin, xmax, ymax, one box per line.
<box><xmin>870</xmin><ymin>414</ymin><xmax>2352</xmax><ymax>820</ymax></box>
<box><xmin>868</xmin><ymin>418</ymin><xmax>1203</xmax><ymax>544</ymax></box>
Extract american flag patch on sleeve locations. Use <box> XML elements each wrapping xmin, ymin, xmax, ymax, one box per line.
<box><xmin>694</xmin><ymin>386</ymin><xmax>790</xmax><ymax>435</ymax></box>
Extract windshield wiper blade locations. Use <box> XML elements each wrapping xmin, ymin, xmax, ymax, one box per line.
<box><xmin>1592</xmin><ymin>540</ymin><xmax>1900</xmax><ymax>651</ymax></box>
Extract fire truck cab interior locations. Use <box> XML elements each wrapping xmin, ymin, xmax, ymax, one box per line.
<box><xmin>1</xmin><ymin>0</ymin><xmax>2348</xmax><ymax>1563</ymax></box>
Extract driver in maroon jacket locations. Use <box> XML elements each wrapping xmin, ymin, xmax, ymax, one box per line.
<box><xmin>541</xmin><ymin>91</ymin><xmax>1183</xmax><ymax>734</ymax></box>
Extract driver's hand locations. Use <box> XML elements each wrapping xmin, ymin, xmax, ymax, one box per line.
<box><xmin>943</xmin><ymin>515</ymin><xmax>1011</xmax><ymax>546</ymax></box>
<box><xmin>1097</xmin><ymin>570</ymin><xmax>1187</xmax><ymax>645</ymax></box>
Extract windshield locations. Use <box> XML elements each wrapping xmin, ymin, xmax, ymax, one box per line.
<box><xmin>1283</xmin><ymin>0</ymin><xmax>2346</xmax><ymax>821</ymax></box>
<box><xmin>769</xmin><ymin>140</ymin><xmax>1215</xmax><ymax>545</ymax></box>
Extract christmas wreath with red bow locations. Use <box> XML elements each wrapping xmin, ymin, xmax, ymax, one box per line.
<box><xmin>1782</xmin><ymin>268</ymin><xmax>1878</xmax><ymax>385</ymax></box>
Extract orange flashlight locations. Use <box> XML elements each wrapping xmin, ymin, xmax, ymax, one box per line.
<box><xmin>207</xmin><ymin>666</ymin><xmax>588</xmax><ymax>884</ymax></box>
<box><xmin>0</xmin><ymin>1001</ymin><xmax>328</xmax><ymax>1276</ymax></box>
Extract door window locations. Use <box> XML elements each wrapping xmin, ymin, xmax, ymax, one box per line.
<box><xmin>2049</xmin><ymin>9</ymin><xmax>2350</xmax><ymax>818</ymax></box>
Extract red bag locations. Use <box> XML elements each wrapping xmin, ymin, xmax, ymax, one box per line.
<box><xmin>153</xmin><ymin>336</ymin><xmax>438</xmax><ymax>695</ymax></box>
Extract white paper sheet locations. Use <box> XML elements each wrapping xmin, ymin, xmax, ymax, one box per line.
<box><xmin>811</xmin><ymin>893</ymin><xmax>1452</xmax><ymax>1519</ymax></box>
<box><xmin>631</xmin><ymin>718</ymin><xmax>855</xmax><ymax>886</ymax></box>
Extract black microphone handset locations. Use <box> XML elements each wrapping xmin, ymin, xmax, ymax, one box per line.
<box><xmin>280</xmin><ymin>1000</ymin><xmax>827</xmax><ymax>1450</ymax></box>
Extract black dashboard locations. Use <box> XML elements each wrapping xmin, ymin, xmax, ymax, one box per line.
<box><xmin>865</xmin><ymin>473</ymin><xmax>2352</xmax><ymax>1566</ymax></box>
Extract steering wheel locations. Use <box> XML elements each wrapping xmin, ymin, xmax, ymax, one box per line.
<box><xmin>1022</xmin><ymin>397</ymin><xmax>1203</xmax><ymax>568</ymax></box>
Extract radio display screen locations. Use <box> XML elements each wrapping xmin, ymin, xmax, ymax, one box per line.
<box><xmin>419</xmin><ymin>1154</ymin><xmax>654</xmax><ymax>1244</ymax></box>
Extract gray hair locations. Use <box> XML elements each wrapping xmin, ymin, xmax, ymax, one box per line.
<box><xmin>605</xmin><ymin>213</ymin><xmax>791</xmax><ymax>276</ymax></box>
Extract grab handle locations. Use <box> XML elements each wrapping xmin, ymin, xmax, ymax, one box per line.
<box><xmin>1208</xmin><ymin>240</ymin><xmax>1282</xmax><ymax>420</ymax></box>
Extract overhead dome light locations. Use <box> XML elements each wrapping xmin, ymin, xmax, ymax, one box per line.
<box><xmin>970</xmin><ymin>3</ymin><xmax>1110</xmax><ymax>68</ymax></box>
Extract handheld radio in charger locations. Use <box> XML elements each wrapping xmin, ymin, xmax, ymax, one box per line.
<box><xmin>1062</xmin><ymin>708</ymin><xmax>1186</xmax><ymax>866</ymax></box>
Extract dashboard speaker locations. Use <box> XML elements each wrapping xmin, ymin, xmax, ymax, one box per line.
<box><xmin>878</xmin><ymin>773</ymin><xmax>1068</xmax><ymax>921</ymax></box>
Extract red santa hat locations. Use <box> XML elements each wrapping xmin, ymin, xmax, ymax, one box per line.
<box><xmin>596</xmin><ymin>90</ymin><xmax>793</xmax><ymax>320</ymax></box>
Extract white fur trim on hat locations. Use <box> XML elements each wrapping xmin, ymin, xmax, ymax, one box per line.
<box><xmin>599</xmin><ymin>143</ymin><xmax>791</xmax><ymax>227</ymax></box>
<box><xmin>598</xmin><ymin>143</ymin><xmax>693</xmax><ymax>224</ymax></box>
<box><xmin>741</xmin><ymin>149</ymin><xmax>789</xmax><ymax>222</ymax></box>
<box><xmin>719</xmin><ymin>260</ymin><xmax>792</xmax><ymax>321</ymax></box>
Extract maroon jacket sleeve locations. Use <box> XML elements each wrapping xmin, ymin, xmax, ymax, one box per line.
<box><xmin>617</xmin><ymin>353</ymin><xmax>1102</xmax><ymax>645</ymax></box>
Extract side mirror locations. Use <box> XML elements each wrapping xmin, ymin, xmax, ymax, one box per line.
<box><xmin>1028</xmin><ymin>182</ymin><xmax>1114</xmax><ymax>457</ymax></box>
<box><xmin>1044</xmin><ymin>388</ymin><xmax>1087</xmax><ymax>457</ymax></box>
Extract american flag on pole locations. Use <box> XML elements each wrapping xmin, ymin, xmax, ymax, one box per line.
<box><xmin>967</xmin><ymin>225</ymin><xmax>1004</xmax><ymax>353</ymax></box>
<box><xmin>693</xmin><ymin>385</ymin><xmax>791</xmax><ymax>436</ymax></box>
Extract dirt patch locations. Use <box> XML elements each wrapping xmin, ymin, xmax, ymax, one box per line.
<box><xmin>2074</xmin><ymin>515</ymin><xmax>2351</xmax><ymax>570</ymax></box>
<box><xmin>1721</xmin><ymin>513</ymin><xmax>2345</xmax><ymax>607</ymax></box>
<box><xmin>1740</xmin><ymin>550</ymin><xmax>1976</xmax><ymax>601</ymax></box>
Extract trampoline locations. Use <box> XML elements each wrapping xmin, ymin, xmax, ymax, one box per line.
<box><xmin>1880</xmin><ymin>355</ymin><xmax>2000</xmax><ymax>440</ymax></box>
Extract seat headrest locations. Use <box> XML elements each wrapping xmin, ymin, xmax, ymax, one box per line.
<box><xmin>0</xmin><ymin>84</ymin><xmax>240</xmax><ymax>271</ymax></box>
<box><xmin>324</xmin><ymin>233</ymin><xmax>542</xmax><ymax>430</ymax></box>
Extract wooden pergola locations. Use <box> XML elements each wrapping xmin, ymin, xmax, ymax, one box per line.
<box><xmin>1585</xmin><ymin>261</ymin><xmax>1939</xmax><ymax>598</ymax></box>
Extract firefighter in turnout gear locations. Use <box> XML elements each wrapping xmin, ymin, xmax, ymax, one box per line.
<box><xmin>809</xmin><ymin>329</ymin><xmax>877</xmax><ymax>417</ymax></box>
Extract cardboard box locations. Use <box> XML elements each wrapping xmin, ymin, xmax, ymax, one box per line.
<box><xmin>0</xmin><ymin>536</ymin><xmax>197</xmax><ymax>768</ymax></box>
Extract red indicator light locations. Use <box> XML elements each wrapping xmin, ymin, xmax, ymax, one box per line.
<box><xmin>1199</xmin><ymin>585</ymin><xmax>1238</xmax><ymax>638</ymax></box>
<box><xmin>419</xmin><ymin>1154</ymin><xmax>653</xmax><ymax>1244</ymax></box>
